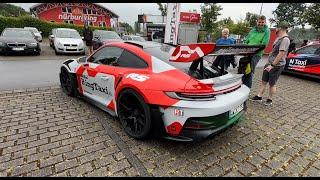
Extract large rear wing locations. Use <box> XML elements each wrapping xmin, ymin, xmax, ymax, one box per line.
<box><xmin>169</xmin><ymin>43</ymin><xmax>265</xmax><ymax>62</ymax></box>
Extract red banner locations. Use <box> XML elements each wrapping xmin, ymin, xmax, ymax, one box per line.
<box><xmin>180</xmin><ymin>12</ymin><xmax>200</xmax><ymax>23</ymax></box>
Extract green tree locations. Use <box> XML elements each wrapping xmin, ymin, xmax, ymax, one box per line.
<box><xmin>245</xmin><ymin>12</ymin><xmax>259</xmax><ymax>27</ymax></box>
<box><xmin>200</xmin><ymin>3</ymin><xmax>222</xmax><ymax>33</ymax></box>
<box><xmin>272</xmin><ymin>3</ymin><xmax>307</xmax><ymax>27</ymax></box>
<box><xmin>0</xmin><ymin>3</ymin><xmax>29</xmax><ymax>17</ymax></box>
<box><xmin>157</xmin><ymin>3</ymin><xmax>167</xmax><ymax>16</ymax></box>
<box><xmin>134</xmin><ymin>21</ymin><xmax>141</xmax><ymax>33</ymax></box>
<box><xmin>119</xmin><ymin>22</ymin><xmax>134</xmax><ymax>34</ymax></box>
<box><xmin>303</xmin><ymin>3</ymin><xmax>320</xmax><ymax>30</ymax></box>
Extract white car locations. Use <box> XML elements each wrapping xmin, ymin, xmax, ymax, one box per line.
<box><xmin>51</xmin><ymin>28</ymin><xmax>85</xmax><ymax>55</ymax></box>
<box><xmin>24</xmin><ymin>27</ymin><xmax>42</xmax><ymax>42</ymax></box>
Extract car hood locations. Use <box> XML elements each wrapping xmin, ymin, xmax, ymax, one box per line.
<box><xmin>288</xmin><ymin>53</ymin><xmax>318</xmax><ymax>59</ymax></box>
<box><xmin>56</xmin><ymin>38</ymin><xmax>83</xmax><ymax>45</ymax></box>
<box><xmin>102</xmin><ymin>39</ymin><xmax>123</xmax><ymax>44</ymax></box>
<box><xmin>0</xmin><ymin>36</ymin><xmax>37</xmax><ymax>43</ymax></box>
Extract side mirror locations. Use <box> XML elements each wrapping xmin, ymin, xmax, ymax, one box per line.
<box><xmin>49</xmin><ymin>35</ymin><xmax>54</xmax><ymax>39</ymax></box>
<box><xmin>78</xmin><ymin>56</ymin><xmax>87</xmax><ymax>63</ymax></box>
<box><xmin>81</xmin><ymin>36</ymin><xmax>84</xmax><ymax>40</ymax></box>
<box><xmin>39</xmin><ymin>31</ymin><xmax>42</xmax><ymax>34</ymax></box>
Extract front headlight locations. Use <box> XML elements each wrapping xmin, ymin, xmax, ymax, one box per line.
<box><xmin>29</xmin><ymin>42</ymin><xmax>38</xmax><ymax>47</ymax></box>
<box><xmin>79</xmin><ymin>41</ymin><xmax>84</xmax><ymax>48</ymax></box>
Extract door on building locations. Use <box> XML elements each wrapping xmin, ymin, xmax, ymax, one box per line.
<box><xmin>178</xmin><ymin>24</ymin><xmax>199</xmax><ymax>44</ymax></box>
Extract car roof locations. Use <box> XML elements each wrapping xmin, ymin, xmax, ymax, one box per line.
<box><xmin>56</xmin><ymin>28</ymin><xmax>77</xmax><ymax>31</ymax></box>
<box><xmin>5</xmin><ymin>28</ymin><xmax>26</xmax><ymax>30</ymax></box>
<box><xmin>24</xmin><ymin>27</ymin><xmax>37</xmax><ymax>29</ymax></box>
<box><xmin>124</xmin><ymin>40</ymin><xmax>164</xmax><ymax>49</ymax></box>
<box><xmin>94</xmin><ymin>30</ymin><xmax>116</xmax><ymax>33</ymax></box>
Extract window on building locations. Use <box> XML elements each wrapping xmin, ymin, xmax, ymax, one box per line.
<box><xmin>98</xmin><ymin>22</ymin><xmax>106</xmax><ymax>27</ymax></box>
<box><xmin>62</xmin><ymin>7</ymin><xmax>72</xmax><ymax>13</ymax></box>
<box><xmin>64</xmin><ymin>20</ymin><xmax>74</xmax><ymax>24</ymax></box>
<box><xmin>83</xmin><ymin>8</ymin><xmax>94</xmax><ymax>14</ymax></box>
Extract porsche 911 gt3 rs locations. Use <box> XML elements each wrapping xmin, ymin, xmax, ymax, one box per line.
<box><xmin>59</xmin><ymin>41</ymin><xmax>264</xmax><ymax>141</ymax></box>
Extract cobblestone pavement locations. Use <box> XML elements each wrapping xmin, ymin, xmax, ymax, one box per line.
<box><xmin>0</xmin><ymin>69</ymin><xmax>319</xmax><ymax>177</ymax></box>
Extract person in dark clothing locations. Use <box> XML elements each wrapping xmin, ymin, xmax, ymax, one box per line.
<box><xmin>288</xmin><ymin>38</ymin><xmax>296</xmax><ymax>55</ymax></box>
<box><xmin>83</xmin><ymin>24</ymin><xmax>93</xmax><ymax>56</ymax></box>
<box><xmin>300</xmin><ymin>39</ymin><xmax>308</xmax><ymax>47</ymax></box>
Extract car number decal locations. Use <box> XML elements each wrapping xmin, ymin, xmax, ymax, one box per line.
<box><xmin>126</xmin><ymin>73</ymin><xmax>150</xmax><ymax>82</ymax></box>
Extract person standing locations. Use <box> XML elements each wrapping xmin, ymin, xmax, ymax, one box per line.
<box><xmin>212</xmin><ymin>28</ymin><xmax>237</xmax><ymax>70</ymax></box>
<box><xmin>300</xmin><ymin>39</ymin><xmax>308</xmax><ymax>47</ymax></box>
<box><xmin>83</xmin><ymin>23</ymin><xmax>93</xmax><ymax>56</ymax></box>
<box><xmin>250</xmin><ymin>21</ymin><xmax>290</xmax><ymax>106</ymax></box>
<box><xmin>243</xmin><ymin>15</ymin><xmax>270</xmax><ymax>89</ymax></box>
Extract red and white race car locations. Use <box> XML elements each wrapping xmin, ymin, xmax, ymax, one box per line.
<box><xmin>59</xmin><ymin>41</ymin><xmax>264</xmax><ymax>141</ymax></box>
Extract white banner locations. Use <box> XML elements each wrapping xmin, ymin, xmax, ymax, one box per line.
<box><xmin>164</xmin><ymin>3</ymin><xmax>181</xmax><ymax>45</ymax></box>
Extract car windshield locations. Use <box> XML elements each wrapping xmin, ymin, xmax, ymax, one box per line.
<box><xmin>132</xmin><ymin>36</ymin><xmax>145</xmax><ymax>42</ymax></box>
<box><xmin>24</xmin><ymin>28</ymin><xmax>39</xmax><ymax>33</ymax></box>
<box><xmin>2</xmin><ymin>29</ymin><xmax>34</xmax><ymax>39</ymax></box>
<box><xmin>56</xmin><ymin>30</ymin><xmax>81</xmax><ymax>38</ymax></box>
<box><xmin>99</xmin><ymin>31</ymin><xmax>121</xmax><ymax>40</ymax></box>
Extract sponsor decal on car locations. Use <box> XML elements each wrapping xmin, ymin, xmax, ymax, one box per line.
<box><xmin>288</xmin><ymin>59</ymin><xmax>307</xmax><ymax>68</ymax></box>
<box><xmin>126</xmin><ymin>73</ymin><xmax>150</xmax><ymax>82</ymax></box>
<box><xmin>174</xmin><ymin>109</ymin><xmax>184</xmax><ymax>117</ymax></box>
<box><xmin>81</xmin><ymin>75</ymin><xmax>112</xmax><ymax>95</ymax></box>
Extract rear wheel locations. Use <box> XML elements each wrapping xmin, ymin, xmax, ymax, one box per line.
<box><xmin>117</xmin><ymin>89</ymin><xmax>152</xmax><ymax>139</ymax></box>
<box><xmin>59</xmin><ymin>68</ymin><xmax>76</xmax><ymax>96</ymax></box>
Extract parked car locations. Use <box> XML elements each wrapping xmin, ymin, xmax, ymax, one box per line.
<box><xmin>59</xmin><ymin>41</ymin><xmax>265</xmax><ymax>141</ymax></box>
<box><xmin>122</xmin><ymin>35</ymin><xmax>146</xmax><ymax>42</ymax></box>
<box><xmin>283</xmin><ymin>43</ymin><xmax>320</xmax><ymax>79</ymax></box>
<box><xmin>51</xmin><ymin>28</ymin><xmax>85</xmax><ymax>55</ymax></box>
<box><xmin>92</xmin><ymin>30</ymin><xmax>123</xmax><ymax>50</ymax></box>
<box><xmin>0</xmin><ymin>28</ymin><xmax>41</xmax><ymax>55</ymax></box>
<box><xmin>24</xmin><ymin>27</ymin><xmax>42</xmax><ymax>42</ymax></box>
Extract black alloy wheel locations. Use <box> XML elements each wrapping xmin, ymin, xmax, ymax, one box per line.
<box><xmin>117</xmin><ymin>89</ymin><xmax>152</xmax><ymax>139</ymax></box>
<box><xmin>59</xmin><ymin>68</ymin><xmax>75</xmax><ymax>96</ymax></box>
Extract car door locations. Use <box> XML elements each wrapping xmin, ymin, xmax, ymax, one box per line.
<box><xmin>80</xmin><ymin>46</ymin><xmax>124</xmax><ymax>113</ymax></box>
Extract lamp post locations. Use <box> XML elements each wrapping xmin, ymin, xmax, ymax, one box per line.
<box><xmin>259</xmin><ymin>3</ymin><xmax>263</xmax><ymax>15</ymax></box>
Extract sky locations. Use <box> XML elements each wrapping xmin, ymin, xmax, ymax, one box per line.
<box><xmin>10</xmin><ymin>3</ymin><xmax>279</xmax><ymax>27</ymax></box>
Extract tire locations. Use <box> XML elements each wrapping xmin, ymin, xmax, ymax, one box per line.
<box><xmin>35</xmin><ymin>50</ymin><xmax>41</xmax><ymax>56</ymax></box>
<box><xmin>117</xmin><ymin>89</ymin><xmax>152</xmax><ymax>139</ymax></box>
<box><xmin>59</xmin><ymin>67</ymin><xmax>77</xmax><ymax>97</ymax></box>
<box><xmin>55</xmin><ymin>48</ymin><xmax>60</xmax><ymax>55</ymax></box>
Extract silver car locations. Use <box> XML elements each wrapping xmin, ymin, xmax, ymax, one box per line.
<box><xmin>24</xmin><ymin>27</ymin><xmax>42</xmax><ymax>42</ymax></box>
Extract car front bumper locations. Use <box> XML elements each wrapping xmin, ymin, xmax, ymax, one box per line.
<box><xmin>0</xmin><ymin>46</ymin><xmax>40</xmax><ymax>55</ymax></box>
<box><xmin>56</xmin><ymin>46</ymin><xmax>85</xmax><ymax>54</ymax></box>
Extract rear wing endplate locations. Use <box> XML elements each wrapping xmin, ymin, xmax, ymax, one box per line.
<box><xmin>169</xmin><ymin>43</ymin><xmax>265</xmax><ymax>62</ymax></box>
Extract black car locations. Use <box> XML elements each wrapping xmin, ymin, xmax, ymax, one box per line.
<box><xmin>0</xmin><ymin>28</ymin><xmax>41</xmax><ymax>55</ymax></box>
<box><xmin>92</xmin><ymin>30</ymin><xmax>123</xmax><ymax>50</ymax></box>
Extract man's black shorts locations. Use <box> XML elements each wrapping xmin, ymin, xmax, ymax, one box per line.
<box><xmin>262</xmin><ymin>64</ymin><xmax>284</xmax><ymax>86</ymax></box>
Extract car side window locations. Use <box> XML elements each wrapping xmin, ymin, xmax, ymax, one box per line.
<box><xmin>88</xmin><ymin>46</ymin><xmax>124</xmax><ymax>65</ymax></box>
<box><xmin>296</xmin><ymin>45</ymin><xmax>319</xmax><ymax>54</ymax></box>
<box><xmin>115</xmin><ymin>50</ymin><xmax>148</xmax><ymax>68</ymax></box>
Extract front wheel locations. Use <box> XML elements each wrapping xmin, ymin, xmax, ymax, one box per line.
<box><xmin>117</xmin><ymin>89</ymin><xmax>152</xmax><ymax>139</ymax></box>
<box><xmin>59</xmin><ymin>68</ymin><xmax>76</xmax><ymax>96</ymax></box>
